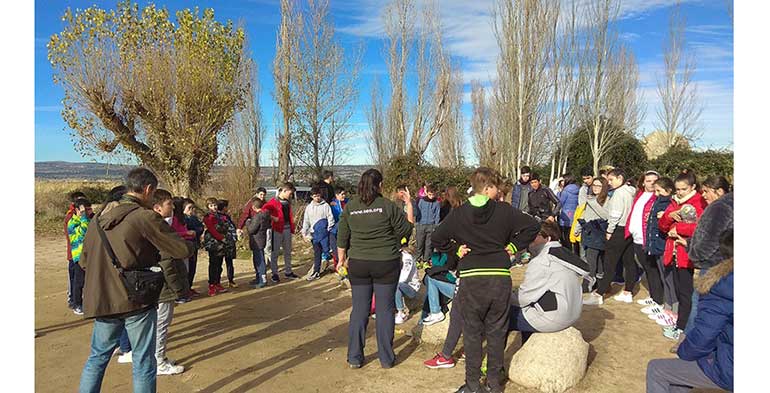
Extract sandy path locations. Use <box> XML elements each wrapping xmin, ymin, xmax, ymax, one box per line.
<box><xmin>36</xmin><ymin>235</ymin><xmax>713</xmax><ymax>393</ymax></box>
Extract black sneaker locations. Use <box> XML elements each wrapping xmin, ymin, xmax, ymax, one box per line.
<box><xmin>285</xmin><ymin>272</ymin><xmax>299</xmax><ymax>279</ymax></box>
<box><xmin>306</xmin><ymin>272</ymin><xmax>321</xmax><ymax>281</ymax></box>
<box><xmin>454</xmin><ymin>384</ymin><xmax>490</xmax><ymax>393</ymax></box>
<box><xmin>271</xmin><ymin>274</ymin><xmax>280</xmax><ymax>283</ymax></box>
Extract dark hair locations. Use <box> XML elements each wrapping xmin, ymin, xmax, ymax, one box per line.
<box><xmin>152</xmin><ymin>189</ymin><xmax>172</xmax><ymax>206</ymax></box>
<box><xmin>280</xmin><ymin>182</ymin><xmax>296</xmax><ymax>192</ymax></box>
<box><xmin>396</xmin><ymin>184</ymin><xmax>408</xmax><ymax>191</ymax></box>
<box><xmin>107</xmin><ymin>185</ymin><xmax>127</xmax><ymax>203</ymax></box>
<box><xmin>182</xmin><ymin>197</ymin><xmax>197</xmax><ymax>210</ymax></box>
<box><xmin>580</xmin><ymin>167</ymin><xmax>593</xmax><ymax>177</ymax></box>
<box><xmin>675</xmin><ymin>169</ymin><xmax>697</xmax><ymax>187</ymax></box>
<box><xmin>562</xmin><ymin>174</ymin><xmax>576</xmax><ymax>186</ymax></box>
<box><xmin>336</xmin><ymin>185</ymin><xmax>346</xmax><ymax>193</ymax></box>
<box><xmin>521</xmin><ymin>166</ymin><xmax>531</xmax><ymax>175</ymax></box>
<box><xmin>598</xmin><ymin>169</ymin><xmax>608</xmax><ymax>176</ymax></box>
<box><xmin>702</xmin><ymin>176</ymin><xmax>731</xmax><ymax>194</ymax></box>
<box><xmin>172</xmin><ymin>197</ymin><xmax>186</xmax><ymax>222</ymax></box>
<box><xmin>256</xmin><ymin>187</ymin><xmax>267</xmax><ymax>195</ymax></box>
<box><xmin>69</xmin><ymin>191</ymin><xmax>87</xmax><ymax>203</ymax></box>
<box><xmin>310</xmin><ymin>185</ymin><xmax>322</xmax><ymax>196</ymax></box>
<box><xmin>252</xmin><ymin>198</ymin><xmax>265</xmax><ymax>209</ymax></box>
<box><xmin>322</xmin><ymin>170</ymin><xmax>334</xmax><ymax>180</ymax></box>
<box><xmin>73</xmin><ymin>197</ymin><xmax>91</xmax><ymax>209</ymax></box>
<box><xmin>539</xmin><ymin>221</ymin><xmax>561</xmax><ymax>241</ymax></box>
<box><xmin>592</xmin><ymin>177</ymin><xmax>610</xmax><ymax>206</ymax></box>
<box><xmin>357</xmin><ymin>168</ymin><xmax>383</xmax><ymax>205</ymax></box>
<box><xmin>125</xmin><ymin>167</ymin><xmax>159</xmax><ymax>194</ymax></box>
<box><xmin>607</xmin><ymin>168</ymin><xmax>626</xmax><ymax>181</ymax></box>
<box><xmin>425</xmin><ymin>183</ymin><xmax>437</xmax><ymax>193</ymax></box>
<box><xmin>470</xmin><ymin>167</ymin><xmax>502</xmax><ymax>194</ymax></box>
<box><xmin>719</xmin><ymin>230</ymin><xmax>733</xmax><ymax>260</ymax></box>
<box><xmin>654</xmin><ymin>177</ymin><xmax>675</xmax><ymax>193</ymax></box>
<box><xmin>217</xmin><ymin>199</ymin><xmax>229</xmax><ymax>211</ymax></box>
<box><xmin>530</xmin><ymin>172</ymin><xmax>541</xmax><ymax>181</ymax></box>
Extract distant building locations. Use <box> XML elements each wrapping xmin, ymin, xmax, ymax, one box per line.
<box><xmin>642</xmin><ymin>130</ymin><xmax>690</xmax><ymax>160</ymax></box>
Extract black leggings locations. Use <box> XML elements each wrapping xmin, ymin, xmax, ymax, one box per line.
<box><xmin>208</xmin><ymin>252</ymin><xmax>224</xmax><ymax>285</ymax></box>
<box><xmin>674</xmin><ymin>267</ymin><xmax>694</xmax><ymax>331</ymax></box>
<box><xmin>441</xmin><ymin>290</ymin><xmax>464</xmax><ymax>358</ymax></box>
<box><xmin>560</xmin><ymin>225</ymin><xmax>581</xmax><ymax>254</ymax></box>
<box><xmin>634</xmin><ymin>243</ymin><xmax>664</xmax><ymax>305</ymax></box>
<box><xmin>596</xmin><ymin>227</ymin><xmax>636</xmax><ymax>295</ymax></box>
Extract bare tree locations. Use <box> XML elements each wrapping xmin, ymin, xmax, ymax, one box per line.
<box><xmin>655</xmin><ymin>2</ymin><xmax>702</xmax><ymax>150</ymax></box>
<box><xmin>367</xmin><ymin>78</ymin><xmax>389</xmax><ymax>167</ymax></box>
<box><xmin>576</xmin><ymin>0</ymin><xmax>643</xmax><ymax>175</ymax></box>
<box><xmin>491</xmin><ymin>0</ymin><xmax>559</xmax><ymax>179</ymax></box>
<box><xmin>433</xmin><ymin>68</ymin><xmax>464</xmax><ymax>168</ymax></box>
<box><xmin>291</xmin><ymin>0</ymin><xmax>361</xmax><ymax>179</ymax></box>
<box><xmin>47</xmin><ymin>2</ymin><xmax>247</xmax><ymax>196</ymax></box>
<box><xmin>470</xmin><ymin>80</ymin><xmax>496</xmax><ymax>168</ymax></box>
<box><xmin>272</xmin><ymin>0</ymin><xmax>301</xmax><ymax>183</ymax></box>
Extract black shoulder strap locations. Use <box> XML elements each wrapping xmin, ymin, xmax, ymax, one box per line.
<box><xmin>93</xmin><ymin>206</ymin><xmax>141</xmax><ymax>272</ymax></box>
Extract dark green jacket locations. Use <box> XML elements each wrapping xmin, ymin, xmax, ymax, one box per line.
<box><xmin>337</xmin><ymin>195</ymin><xmax>413</xmax><ymax>261</ymax></box>
<box><xmin>158</xmin><ymin>258</ymin><xmax>190</xmax><ymax>303</ymax></box>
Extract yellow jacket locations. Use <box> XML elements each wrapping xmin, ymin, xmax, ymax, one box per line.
<box><xmin>569</xmin><ymin>203</ymin><xmax>586</xmax><ymax>244</ymax></box>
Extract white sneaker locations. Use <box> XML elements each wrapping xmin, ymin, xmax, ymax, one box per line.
<box><xmin>117</xmin><ymin>352</ymin><xmax>133</xmax><ymax>364</ymax></box>
<box><xmin>422</xmin><ymin>312</ymin><xmax>446</xmax><ymax>326</ymax></box>
<box><xmin>157</xmin><ymin>360</ymin><xmax>184</xmax><ymax>375</ymax></box>
<box><xmin>613</xmin><ymin>292</ymin><xmax>633</xmax><ymax>303</ymax></box>
<box><xmin>655</xmin><ymin>314</ymin><xmax>677</xmax><ymax>327</ymax></box>
<box><xmin>395</xmin><ymin>311</ymin><xmax>408</xmax><ymax>325</ymax></box>
<box><xmin>641</xmin><ymin>305</ymin><xmax>664</xmax><ymax>315</ymax></box>
<box><xmin>582</xmin><ymin>293</ymin><xmax>603</xmax><ymax>306</ymax></box>
<box><xmin>636</xmin><ymin>297</ymin><xmax>656</xmax><ymax>306</ymax></box>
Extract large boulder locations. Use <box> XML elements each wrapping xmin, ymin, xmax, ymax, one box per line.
<box><xmin>508</xmin><ymin>327</ymin><xmax>589</xmax><ymax>393</ymax></box>
<box><xmin>418</xmin><ymin>306</ymin><xmax>452</xmax><ymax>345</ymax></box>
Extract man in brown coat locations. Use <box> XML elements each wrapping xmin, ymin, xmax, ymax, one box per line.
<box><xmin>78</xmin><ymin>168</ymin><xmax>193</xmax><ymax>393</ymax></box>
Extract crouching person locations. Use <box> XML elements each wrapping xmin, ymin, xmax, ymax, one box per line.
<box><xmin>509</xmin><ymin>221</ymin><xmax>591</xmax><ymax>344</ymax></box>
<box><xmin>78</xmin><ymin>168</ymin><xmax>194</xmax><ymax>393</ymax></box>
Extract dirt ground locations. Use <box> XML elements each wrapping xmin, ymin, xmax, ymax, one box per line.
<box><xmin>35</xmin><ymin>234</ymin><xmax>710</xmax><ymax>393</ymax></box>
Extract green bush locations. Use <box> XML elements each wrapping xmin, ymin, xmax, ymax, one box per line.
<box><xmin>565</xmin><ymin>127</ymin><xmax>649</xmax><ymax>177</ymax></box>
<box><xmin>649</xmin><ymin>147</ymin><xmax>734</xmax><ymax>181</ymax></box>
<box><xmin>382</xmin><ymin>152</ymin><xmax>472</xmax><ymax>196</ymax></box>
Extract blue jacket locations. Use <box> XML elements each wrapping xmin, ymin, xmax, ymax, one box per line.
<box><xmin>416</xmin><ymin>197</ymin><xmax>441</xmax><ymax>225</ymax></box>
<box><xmin>558</xmin><ymin>184</ymin><xmax>580</xmax><ymax>227</ymax></box>
<box><xmin>511</xmin><ymin>181</ymin><xmax>532</xmax><ymax>211</ymax></box>
<box><xmin>677</xmin><ymin>259</ymin><xmax>733</xmax><ymax>391</ymax></box>
<box><xmin>312</xmin><ymin>218</ymin><xmax>331</xmax><ymax>254</ymax></box>
<box><xmin>330</xmin><ymin>198</ymin><xmax>348</xmax><ymax>235</ymax></box>
<box><xmin>644</xmin><ymin>195</ymin><xmax>671</xmax><ymax>256</ymax></box>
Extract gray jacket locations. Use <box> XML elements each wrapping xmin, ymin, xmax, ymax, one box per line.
<box><xmin>574</xmin><ymin>195</ymin><xmax>609</xmax><ymax>234</ymax></box>
<box><xmin>246</xmin><ymin>211</ymin><xmax>271</xmax><ymax>250</ymax></box>
<box><xmin>301</xmin><ymin>200</ymin><xmax>334</xmax><ymax>237</ymax></box>
<box><xmin>688</xmin><ymin>192</ymin><xmax>733</xmax><ymax>270</ymax></box>
<box><xmin>578</xmin><ymin>184</ymin><xmax>590</xmax><ymax>207</ymax></box>
<box><xmin>605</xmin><ymin>184</ymin><xmax>635</xmax><ymax>234</ymax></box>
<box><xmin>511</xmin><ymin>241</ymin><xmax>588</xmax><ymax>332</ymax></box>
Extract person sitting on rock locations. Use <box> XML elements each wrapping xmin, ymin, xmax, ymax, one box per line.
<box><xmin>508</xmin><ymin>221</ymin><xmax>592</xmax><ymax>345</ymax></box>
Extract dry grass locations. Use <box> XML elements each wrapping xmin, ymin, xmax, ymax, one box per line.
<box><xmin>35</xmin><ymin>179</ymin><xmax>120</xmax><ymax>234</ymax></box>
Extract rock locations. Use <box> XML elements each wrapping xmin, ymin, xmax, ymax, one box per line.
<box><xmin>508</xmin><ymin>327</ymin><xmax>589</xmax><ymax>393</ymax></box>
<box><xmin>419</xmin><ymin>306</ymin><xmax>452</xmax><ymax>345</ymax></box>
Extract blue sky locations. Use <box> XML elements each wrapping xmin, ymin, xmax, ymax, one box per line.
<box><xmin>35</xmin><ymin>0</ymin><xmax>733</xmax><ymax>165</ymax></box>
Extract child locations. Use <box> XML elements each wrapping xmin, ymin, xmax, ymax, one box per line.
<box><xmin>415</xmin><ymin>184</ymin><xmax>441</xmax><ymax>263</ymax></box>
<box><xmin>643</xmin><ymin>177</ymin><xmax>677</xmax><ymax>326</ymax></box>
<box><xmin>245</xmin><ymin>199</ymin><xmax>271</xmax><ymax>288</ymax></box>
<box><xmin>658</xmin><ymin>171</ymin><xmax>707</xmax><ymax>342</ymax></box>
<box><xmin>301</xmin><ymin>186</ymin><xmax>335</xmax><ymax>281</ymax></box>
<box><xmin>329</xmin><ymin>186</ymin><xmax>348</xmax><ymax>271</ymax></box>
<box><xmin>422</xmin><ymin>250</ymin><xmax>458</xmax><ymax>326</ymax></box>
<box><xmin>395</xmin><ymin>241</ymin><xmax>420</xmax><ymax>324</ymax></box>
<box><xmin>264</xmin><ymin>183</ymin><xmax>299</xmax><ymax>282</ymax></box>
<box><xmin>203</xmin><ymin>197</ymin><xmax>229</xmax><ymax>296</ymax></box>
<box><xmin>151</xmin><ymin>189</ymin><xmax>190</xmax><ymax>375</ymax></box>
<box><xmin>182</xmin><ymin>198</ymin><xmax>204</xmax><ymax>295</ymax></box>
<box><xmin>171</xmin><ymin>198</ymin><xmax>197</xmax><ymax>303</ymax></box>
<box><xmin>65</xmin><ymin>191</ymin><xmax>86</xmax><ymax>309</ymax></box>
<box><xmin>431</xmin><ymin>167</ymin><xmax>540</xmax><ymax>393</ymax></box>
<box><xmin>67</xmin><ymin>197</ymin><xmax>92</xmax><ymax>315</ymax></box>
<box><xmin>217</xmin><ymin>200</ymin><xmax>239</xmax><ymax>288</ymax></box>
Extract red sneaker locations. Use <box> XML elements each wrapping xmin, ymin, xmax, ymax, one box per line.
<box><xmin>423</xmin><ymin>353</ymin><xmax>455</xmax><ymax>369</ymax></box>
<box><xmin>214</xmin><ymin>283</ymin><xmax>228</xmax><ymax>293</ymax></box>
<box><xmin>208</xmin><ymin>285</ymin><xmax>217</xmax><ymax>297</ymax></box>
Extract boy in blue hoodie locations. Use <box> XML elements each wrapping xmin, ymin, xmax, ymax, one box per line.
<box><xmin>302</xmin><ymin>186</ymin><xmax>335</xmax><ymax>281</ymax></box>
<box><xmin>329</xmin><ymin>186</ymin><xmax>348</xmax><ymax>272</ymax></box>
<box><xmin>416</xmin><ymin>184</ymin><xmax>441</xmax><ymax>263</ymax></box>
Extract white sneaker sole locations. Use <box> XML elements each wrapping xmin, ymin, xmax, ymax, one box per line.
<box><xmin>425</xmin><ymin>362</ymin><xmax>455</xmax><ymax>369</ymax></box>
<box><xmin>422</xmin><ymin>317</ymin><xmax>445</xmax><ymax>326</ymax></box>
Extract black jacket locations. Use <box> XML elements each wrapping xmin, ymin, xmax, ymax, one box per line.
<box><xmin>431</xmin><ymin>199</ymin><xmax>540</xmax><ymax>274</ymax></box>
<box><xmin>527</xmin><ymin>187</ymin><xmax>561</xmax><ymax>221</ymax></box>
<box><xmin>317</xmin><ymin>181</ymin><xmax>335</xmax><ymax>205</ymax></box>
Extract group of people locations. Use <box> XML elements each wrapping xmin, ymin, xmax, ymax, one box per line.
<box><xmin>64</xmin><ymin>161</ymin><xmax>732</xmax><ymax>393</ymax></box>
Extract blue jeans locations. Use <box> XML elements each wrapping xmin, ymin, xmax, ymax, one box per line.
<box><xmin>508</xmin><ymin>305</ymin><xmax>538</xmax><ymax>344</ymax></box>
<box><xmin>329</xmin><ymin>231</ymin><xmax>338</xmax><ymax>262</ymax></box>
<box><xmin>119</xmin><ymin>329</ymin><xmax>131</xmax><ymax>353</ymax></box>
<box><xmin>426</xmin><ymin>276</ymin><xmax>455</xmax><ymax>314</ymax></box>
<box><xmin>252</xmin><ymin>248</ymin><xmax>266</xmax><ymax>282</ymax></box>
<box><xmin>395</xmin><ymin>282</ymin><xmax>418</xmax><ymax>310</ymax></box>
<box><xmin>79</xmin><ymin>308</ymin><xmax>158</xmax><ymax>393</ymax></box>
<box><xmin>312</xmin><ymin>240</ymin><xmax>324</xmax><ymax>274</ymax></box>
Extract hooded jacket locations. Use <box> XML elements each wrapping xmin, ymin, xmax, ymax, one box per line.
<box><xmin>624</xmin><ymin>190</ymin><xmax>657</xmax><ymax>245</ymax></box>
<box><xmin>336</xmin><ymin>195</ymin><xmax>414</xmax><ymax>261</ymax></box>
<box><xmin>605</xmin><ymin>184</ymin><xmax>635</xmax><ymax>234</ymax></box>
<box><xmin>688</xmin><ymin>193</ymin><xmax>734</xmax><ymax>270</ymax></box>
<box><xmin>301</xmin><ymin>199</ymin><xmax>335</xmax><ymax>237</ymax></box>
<box><xmin>644</xmin><ymin>195</ymin><xmax>672</xmax><ymax>256</ymax></box>
<box><xmin>79</xmin><ymin>196</ymin><xmax>194</xmax><ymax>319</ymax></box>
<box><xmin>245</xmin><ymin>210</ymin><xmax>271</xmax><ymax>250</ymax></box>
<box><xmin>416</xmin><ymin>196</ymin><xmax>441</xmax><ymax>225</ymax></box>
<box><xmin>558</xmin><ymin>184</ymin><xmax>580</xmax><ymax>227</ymax></box>
<box><xmin>264</xmin><ymin>197</ymin><xmax>296</xmax><ymax>234</ymax></box>
<box><xmin>158</xmin><ymin>257</ymin><xmax>190</xmax><ymax>303</ymax></box>
<box><xmin>659</xmin><ymin>191</ymin><xmax>708</xmax><ymax>269</ymax></box>
<box><xmin>512</xmin><ymin>241</ymin><xmax>589</xmax><ymax>332</ymax></box>
<box><xmin>677</xmin><ymin>258</ymin><xmax>733</xmax><ymax>391</ymax></box>
<box><xmin>511</xmin><ymin>180</ymin><xmax>532</xmax><ymax>211</ymax></box>
<box><xmin>431</xmin><ymin>196</ymin><xmax>540</xmax><ymax>276</ymax></box>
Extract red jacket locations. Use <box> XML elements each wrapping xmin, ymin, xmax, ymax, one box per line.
<box><xmin>264</xmin><ymin>197</ymin><xmax>295</xmax><ymax>234</ymax></box>
<box><xmin>659</xmin><ymin>192</ymin><xmax>707</xmax><ymax>269</ymax></box>
<box><xmin>624</xmin><ymin>191</ymin><xmax>657</xmax><ymax>247</ymax></box>
<box><xmin>64</xmin><ymin>204</ymin><xmax>76</xmax><ymax>260</ymax></box>
<box><xmin>237</xmin><ymin>200</ymin><xmax>255</xmax><ymax>230</ymax></box>
<box><xmin>171</xmin><ymin>216</ymin><xmax>195</xmax><ymax>241</ymax></box>
<box><xmin>203</xmin><ymin>212</ymin><xmax>226</xmax><ymax>242</ymax></box>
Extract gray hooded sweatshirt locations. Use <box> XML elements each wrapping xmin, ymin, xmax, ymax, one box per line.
<box><xmin>301</xmin><ymin>199</ymin><xmax>335</xmax><ymax>237</ymax></box>
<box><xmin>605</xmin><ymin>184</ymin><xmax>635</xmax><ymax>234</ymax></box>
<box><xmin>511</xmin><ymin>241</ymin><xmax>589</xmax><ymax>332</ymax></box>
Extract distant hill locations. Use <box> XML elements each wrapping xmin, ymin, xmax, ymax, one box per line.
<box><xmin>34</xmin><ymin>161</ymin><xmax>373</xmax><ymax>184</ymax></box>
